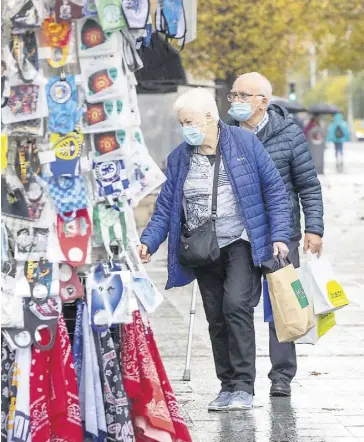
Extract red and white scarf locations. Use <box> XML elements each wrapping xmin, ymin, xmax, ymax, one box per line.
<box><xmin>121</xmin><ymin>311</ymin><xmax>192</xmax><ymax>442</ymax></box>
<box><xmin>30</xmin><ymin>315</ymin><xmax>83</xmax><ymax>442</ymax></box>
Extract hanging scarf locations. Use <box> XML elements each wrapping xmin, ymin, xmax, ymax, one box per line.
<box><xmin>121</xmin><ymin>311</ymin><xmax>192</xmax><ymax>442</ymax></box>
<box><xmin>1</xmin><ymin>339</ymin><xmax>16</xmax><ymax>442</ymax></box>
<box><xmin>72</xmin><ymin>300</ymin><xmax>84</xmax><ymax>387</ymax></box>
<box><xmin>146</xmin><ymin>328</ymin><xmax>191</xmax><ymax>442</ymax></box>
<box><xmin>7</xmin><ymin>347</ymin><xmax>20</xmax><ymax>442</ymax></box>
<box><xmin>94</xmin><ymin>330</ymin><xmax>134</xmax><ymax>442</ymax></box>
<box><xmin>79</xmin><ymin>303</ymin><xmax>107</xmax><ymax>442</ymax></box>
<box><xmin>12</xmin><ymin>348</ymin><xmax>32</xmax><ymax>442</ymax></box>
<box><xmin>30</xmin><ymin>315</ymin><xmax>83</xmax><ymax>442</ymax></box>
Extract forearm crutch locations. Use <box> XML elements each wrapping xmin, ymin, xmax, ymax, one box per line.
<box><xmin>182</xmin><ymin>280</ymin><xmax>198</xmax><ymax>381</ymax></box>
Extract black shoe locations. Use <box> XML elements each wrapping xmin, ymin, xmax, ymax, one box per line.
<box><xmin>270</xmin><ymin>379</ymin><xmax>291</xmax><ymax>397</ymax></box>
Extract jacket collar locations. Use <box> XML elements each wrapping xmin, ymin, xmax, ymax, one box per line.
<box><xmin>257</xmin><ymin>104</ymin><xmax>292</xmax><ymax>143</ymax></box>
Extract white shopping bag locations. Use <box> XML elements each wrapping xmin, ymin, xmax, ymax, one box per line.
<box><xmin>303</xmin><ymin>255</ymin><xmax>349</xmax><ymax>315</ymax></box>
<box><xmin>295</xmin><ymin>312</ymin><xmax>336</xmax><ymax>344</ymax></box>
<box><xmin>295</xmin><ymin>267</ymin><xmax>336</xmax><ymax>344</ymax></box>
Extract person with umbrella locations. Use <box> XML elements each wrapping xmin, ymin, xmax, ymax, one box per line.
<box><xmin>327</xmin><ymin>112</ymin><xmax>350</xmax><ymax>168</ymax></box>
<box><xmin>228</xmin><ymin>72</ymin><xmax>324</xmax><ymax>398</ymax></box>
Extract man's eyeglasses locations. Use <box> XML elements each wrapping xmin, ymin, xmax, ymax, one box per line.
<box><xmin>227</xmin><ymin>92</ymin><xmax>265</xmax><ymax>102</ymax></box>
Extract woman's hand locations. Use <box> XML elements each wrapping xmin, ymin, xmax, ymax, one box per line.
<box><xmin>138</xmin><ymin>244</ymin><xmax>151</xmax><ymax>264</ymax></box>
<box><xmin>272</xmin><ymin>242</ymin><xmax>289</xmax><ymax>259</ymax></box>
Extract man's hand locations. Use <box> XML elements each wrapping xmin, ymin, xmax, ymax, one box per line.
<box><xmin>138</xmin><ymin>244</ymin><xmax>151</xmax><ymax>264</ymax></box>
<box><xmin>273</xmin><ymin>242</ymin><xmax>289</xmax><ymax>259</ymax></box>
<box><xmin>304</xmin><ymin>233</ymin><xmax>323</xmax><ymax>257</ymax></box>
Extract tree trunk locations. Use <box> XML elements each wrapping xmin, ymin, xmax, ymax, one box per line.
<box><xmin>215</xmin><ymin>72</ymin><xmax>235</xmax><ymax>123</ymax></box>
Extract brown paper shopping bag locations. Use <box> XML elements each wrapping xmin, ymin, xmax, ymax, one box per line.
<box><xmin>266</xmin><ymin>263</ymin><xmax>315</xmax><ymax>343</ymax></box>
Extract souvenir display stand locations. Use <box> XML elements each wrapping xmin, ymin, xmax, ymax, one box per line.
<box><xmin>1</xmin><ymin>1</ymin><xmax>191</xmax><ymax>441</ymax></box>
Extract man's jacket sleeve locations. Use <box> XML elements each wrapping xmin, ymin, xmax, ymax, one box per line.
<box><xmin>291</xmin><ymin>130</ymin><xmax>324</xmax><ymax>237</ymax></box>
<box><xmin>253</xmin><ymin>135</ymin><xmax>291</xmax><ymax>244</ymax></box>
<box><xmin>140</xmin><ymin>155</ymin><xmax>174</xmax><ymax>254</ymax></box>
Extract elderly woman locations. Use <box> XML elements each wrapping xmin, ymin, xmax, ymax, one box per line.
<box><xmin>139</xmin><ymin>88</ymin><xmax>291</xmax><ymax>411</ymax></box>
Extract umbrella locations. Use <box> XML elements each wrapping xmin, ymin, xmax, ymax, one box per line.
<box><xmin>271</xmin><ymin>96</ymin><xmax>307</xmax><ymax>113</ymax></box>
<box><xmin>308</xmin><ymin>103</ymin><xmax>341</xmax><ymax>115</ymax></box>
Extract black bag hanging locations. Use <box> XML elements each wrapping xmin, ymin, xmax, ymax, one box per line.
<box><xmin>179</xmin><ymin>146</ymin><xmax>221</xmax><ymax>268</ymax></box>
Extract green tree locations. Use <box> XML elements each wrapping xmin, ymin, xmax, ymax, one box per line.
<box><xmin>182</xmin><ymin>0</ymin><xmax>364</xmax><ymax>92</ymax></box>
<box><xmin>182</xmin><ymin>0</ymin><xmax>311</xmax><ymax>94</ymax></box>
<box><xmin>309</xmin><ymin>0</ymin><xmax>364</xmax><ymax>73</ymax></box>
<box><xmin>303</xmin><ymin>76</ymin><xmax>348</xmax><ymax>115</ymax></box>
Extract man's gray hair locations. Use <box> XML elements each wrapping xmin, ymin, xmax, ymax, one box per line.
<box><xmin>236</xmin><ymin>72</ymin><xmax>273</xmax><ymax>102</ymax></box>
<box><xmin>173</xmin><ymin>87</ymin><xmax>219</xmax><ymax>121</ymax></box>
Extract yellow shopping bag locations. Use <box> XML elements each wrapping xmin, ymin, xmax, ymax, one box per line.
<box><xmin>296</xmin><ymin>312</ymin><xmax>336</xmax><ymax>344</ymax></box>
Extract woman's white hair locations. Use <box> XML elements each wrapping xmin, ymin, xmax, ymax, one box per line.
<box><xmin>173</xmin><ymin>87</ymin><xmax>219</xmax><ymax>121</ymax></box>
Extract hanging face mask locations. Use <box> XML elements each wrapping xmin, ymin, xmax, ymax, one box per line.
<box><xmin>46</xmin><ymin>131</ymin><xmax>83</xmax><ymax>178</ymax></box>
<box><xmin>94</xmin><ymin>0</ymin><xmax>126</xmax><ymax>32</ymax></box>
<box><xmin>122</xmin><ymin>0</ymin><xmax>149</xmax><ymax>30</ymax></box>
<box><xmin>24</xmin><ymin>259</ymin><xmax>53</xmax><ymax>304</ymax></box>
<box><xmin>15</xmin><ymin>227</ymin><xmax>49</xmax><ymax>261</ymax></box>
<box><xmin>182</xmin><ymin>126</ymin><xmax>205</xmax><ymax>146</ymax></box>
<box><xmin>58</xmin><ymin>263</ymin><xmax>84</xmax><ymax>302</ymax></box>
<box><xmin>44</xmin><ymin>175</ymin><xmax>88</xmax><ymax>221</ymax></box>
<box><xmin>57</xmin><ymin>208</ymin><xmax>91</xmax><ymax>266</ymax></box>
<box><xmin>93</xmin><ymin>160</ymin><xmax>130</xmax><ymax>206</ymax></box>
<box><xmin>228</xmin><ymin>101</ymin><xmax>262</xmax><ymax>123</ymax></box>
<box><xmin>15</xmin><ymin>138</ymin><xmax>41</xmax><ymax>191</ymax></box>
<box><xmin>55</xmin><ymin>0</ymin><xmax>83</xmax><ymax>22</ymax></box>
<box><xmin>46</xmin><ymin>75</ymin><xmax>81</xmax><ymax>134</ymax></box>
<box><xmin>3</xmin><ymin>298</ymin><xmax>60</xmax><ymax>351</ymax></box>
<box><xmin>77</xmin><ymin>17</ymin><xmax>120</xmax><ymax>57</ymax></box>
<box><xmin>9</xmin><ymin>31</ymin><xmax>39</xmax><ymax>83</ymax></box>
<box><xmin>91</xmin><ymin>130</ymin><xmax>130</xmax><ymax>161</ymax></box>
<box><xmin>93</xmin><ymin>200</ymin><xmax>128</xmax><ymax>257</ymax></box>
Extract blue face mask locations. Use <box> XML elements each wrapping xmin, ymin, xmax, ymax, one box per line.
<box><xmin>228</xmin><ymin>102</ymin><xmax>254</xmax><ymax>122</ymax></box>
<box><xmin>182</xmin><ymin>126</ymin><xmax>205</xmax><ymax>146</ymax></box>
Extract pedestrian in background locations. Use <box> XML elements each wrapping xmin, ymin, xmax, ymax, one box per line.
<box><xmin>139</xmin><ymin>87</ymin><xmax>291</xmax><ymax>412</ymax></box>
<box><xmin>228</xmin><ymin>72</ymin><xmax>324</xmax><ymax>398</ymax></box>
<box><xmin>304</xmin><ymin>114</ymin><xmax>321</xmax><ymax>138</ymax></box>
<box><xmin>327</xmin><ymin>113</ymin><xmax>350</xmax><ymax>168</ymax></box>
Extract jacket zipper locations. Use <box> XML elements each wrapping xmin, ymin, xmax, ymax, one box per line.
<box><xmin>220</xmin><ymin>148</ymin><xmax>261</xmax><ymax>266</ymax></box>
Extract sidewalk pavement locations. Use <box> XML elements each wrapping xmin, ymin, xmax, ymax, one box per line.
<box><xmin>147</xmin><ymin>142</ymin><xmax>364</xmax><ymax>442</ymax></box>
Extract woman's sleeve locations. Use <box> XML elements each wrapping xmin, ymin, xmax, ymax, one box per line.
<box><xmin>140</xmin><ymin>154</ymin><xmax>175</xmax><ymax>254</ymax></box>
<box><xmin>253</xmin><ymin>135</ymin><xmax>291</xmax><ymax>244</ymax></box>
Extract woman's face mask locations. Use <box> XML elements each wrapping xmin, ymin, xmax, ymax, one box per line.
<box><xmin>182</xmin><ymin>126</ymin><xmax>205</xmax><ymax>145</ymax></box>
<box><xmin>179</xmin><ymin>110</ymin><xmax>209</xmax><ymax>146</ymax></box>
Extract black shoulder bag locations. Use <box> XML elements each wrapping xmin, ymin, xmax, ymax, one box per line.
<box><xmin>178</xmin><ymin>146</ymin><xmax>221</xmax><ymax>268</ymax></box>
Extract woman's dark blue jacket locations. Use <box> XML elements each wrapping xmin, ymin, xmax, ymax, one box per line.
<box><xmin>141</xmin><ymin>121</ymin><xmax>291</xmax><ymax>289</ymax></box>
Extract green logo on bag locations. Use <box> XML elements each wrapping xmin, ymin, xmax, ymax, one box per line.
<box><xmin>291</xmin><ymin>280</ymin><xmax>309</xmax><ymax>309</ymax></box>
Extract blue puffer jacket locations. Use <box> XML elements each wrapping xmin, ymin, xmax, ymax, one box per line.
<box><xmin>256</xmin><ymin>105</ymin><xmax>324</xmax><ymax>240</ymax></box>
<box><xmin>141</xmin><ymin>121</ymin><xmax>291</xmax><ymax>289</ymax></box>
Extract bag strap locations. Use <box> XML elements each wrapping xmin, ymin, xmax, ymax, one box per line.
<box><xmin>211</xmin><ymin>145</ymin><xmax>220</xmax><ymax>219</ymax></box>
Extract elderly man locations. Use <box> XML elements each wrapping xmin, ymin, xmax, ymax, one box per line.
<box><xmin>228</xmin><ymin>72</ymin><xmax>324</xmax><ymax>397</ymax></box>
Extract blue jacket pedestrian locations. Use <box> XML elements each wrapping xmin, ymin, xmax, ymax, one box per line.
<box><xmin>141</xmin><ymin>120</ymin><xmax>291</xmax><ymax>289</ymax></box>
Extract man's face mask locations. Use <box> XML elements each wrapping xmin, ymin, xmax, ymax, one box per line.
<box><xmin>228</xmin><ymin>96</ymin><xmax>264</xmax><ymax>122</ymax></box>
